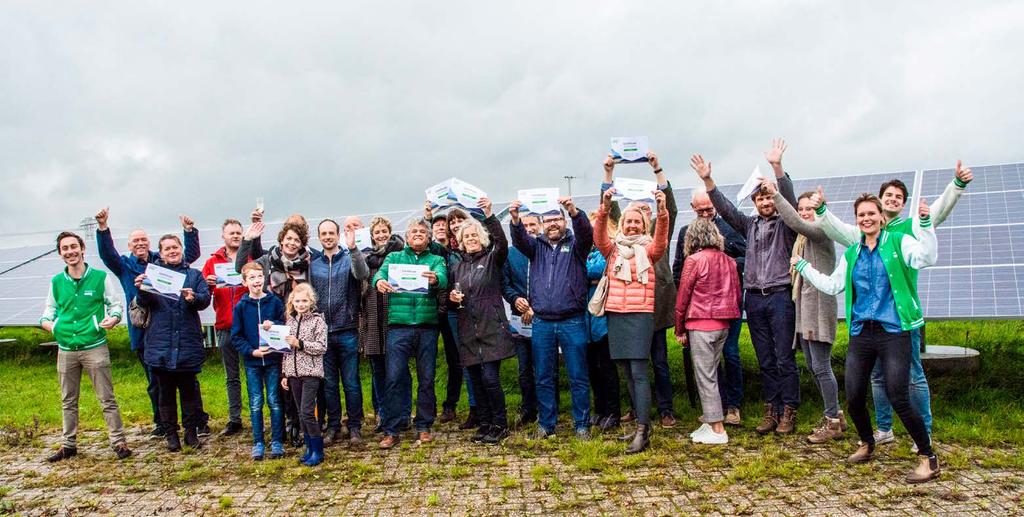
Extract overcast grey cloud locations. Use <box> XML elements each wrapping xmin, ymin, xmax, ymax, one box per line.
<box><xmin>1</xmin><ymin>1</ymin><xmax>1022</xmax><ymax>244</ymax></box>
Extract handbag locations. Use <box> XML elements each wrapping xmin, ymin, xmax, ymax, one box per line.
<box><xmin>587</xmin><ymin>276</ymin><xmax>609</xmax><ymax>317</ymax></box>
<box><xmin>128</xmin><ymin>297</ymin><xmax>151</xmax><ymax>329</ymax></box>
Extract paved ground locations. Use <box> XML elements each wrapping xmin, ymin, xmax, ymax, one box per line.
<box><xmin>0</xmin><ymin>420</ymin><xmax>1022</xmax><ymax>516</ymax></box>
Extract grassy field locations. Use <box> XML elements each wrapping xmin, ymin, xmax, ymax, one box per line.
<box><xmin>1</xmin><ymin>320</ymin><xmax>1022</xmax><ymax>446</ymax></box>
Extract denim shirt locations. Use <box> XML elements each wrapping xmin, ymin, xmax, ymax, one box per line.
<box><xmin>850</xmin><ymin>238</ymin><xmax>902</xmax><ymax>336</ymax></box>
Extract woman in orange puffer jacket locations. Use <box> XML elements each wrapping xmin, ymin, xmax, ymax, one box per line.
<box><xmin>593</xmin><ymin>187</ymin><xmax>669</xmax><ymax>454</ymax></box>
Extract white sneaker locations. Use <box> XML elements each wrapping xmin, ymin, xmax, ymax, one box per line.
<box><xmin>692</xmin><ymin>425</ymin><xmax>728</xmax><ymax>445</ymax></box>
<box><xmin>874</xmin><ymin>429</ymin><xmax>896</xmax><ymax>445</ymax></box>
<box><xmin>690</xmin><ymin>423</ymin><xmax>709</xmax><ymax>439</ymax></box>
<box><xmin>911</xmin><ymin>442</ymin><xmax>919</xmax><ymax>454</ymax></box>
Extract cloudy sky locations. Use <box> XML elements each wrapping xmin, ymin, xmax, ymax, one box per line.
<box><xmin>1</xmin><ymin>1</ymin><xmax>1021</xmax><ymax>246</ymax></box>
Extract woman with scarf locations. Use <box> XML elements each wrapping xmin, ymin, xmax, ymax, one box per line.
<box><xmin>359</xmin><ymin>216</ymin><xmax>406</xmax><ymax>433</ymax></box>
<box><xmin>447</xmin><ymin>198</ymin><xmax>515</xmax><ymax>444</ymax></box>
<box><xmin>592</xmin><ymin>187</ymin><xmax>669</xmax><ymax>454</ymax></box>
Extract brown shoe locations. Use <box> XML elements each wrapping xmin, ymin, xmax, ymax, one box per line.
<box><xmin>724</xmin><ymin>408</ymin><xmax>742</xmax><ymax>427</ymax></box>
<box><xmin>775</xmin><ymin>405</ymin><xmax>797</xmax><ymax>434</ymax></box>
<box><xmin>439</xmin><ymin>408</ymin><xmax>456</xmax><ymax>424</ymax></box>
<box><xmin>378</xmin><ymin>435</ymin><xmax>399</xmax><ymax>450</ymax></box>
<box><xmin>806</xmin><ymin>416</ymin><xmax>844</xmax><ymax>444</ymax></box>
<box><xmin>660</xmin><ymin>413</ymin><xmax>677</xmax><ymax>428</ymax></box>
<box><xmin>847</xmin><ymin>443</ymin><xmax>875</xmax><ymax>464</ymax></box>
<box><xmin>755</xmin><ymin>404</ymin><xmax>778</xmax><ymax>434</ymax></box>
<box><xmin>620</xmin><ymin>410</ymin><xmax>636</xmax><ymax>424</ymax></box>
<box><xmin>906</xmin><ymin>455</ymin><xmax>941</xmax><ymax>484</ymax></box>
<box><xmin>837</xmin><ymin>410</ymin><xmax>849</xmax><ymax>432</ymax></box>
<box><xmin>417</xmin><ymin>431</ymin><xmax>433</xmax><ymax>444</ymax></box>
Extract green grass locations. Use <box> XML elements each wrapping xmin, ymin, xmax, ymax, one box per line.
<box><xmin>1</xmin><ymin>320</ymin><xmax>1022</xmax><ymax>448</ymax></box>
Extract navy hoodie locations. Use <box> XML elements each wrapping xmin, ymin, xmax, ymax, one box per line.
<box><xmin>230</xmin><ymin>291</ymin><xmax>286</xmax><ymax>368</ymax></box>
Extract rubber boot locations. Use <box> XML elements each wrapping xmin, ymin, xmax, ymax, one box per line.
<box><xmin>303</xmin><ymin>437</ymin><xmax>324</xmax><ymax>467</ymax></box>
<box><xmin>299</xmin><ymin>433</ymin><xmax>312</xmax><ymax>464</ymax></box>
<box><xmin>626</xmin><ymin>424</ymin><xmax>650</xmax><ymax>454</ymax></box>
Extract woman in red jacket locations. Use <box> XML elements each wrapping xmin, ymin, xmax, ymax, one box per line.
<box><xmin>593</xmin><ymin>188</ymin><xmax>669</xmax><ymax>454</ymax></box>
<box><xmin>674</xmin><ymin>218</ymin><xmax>742</xmax><ymax>445</ymax></box>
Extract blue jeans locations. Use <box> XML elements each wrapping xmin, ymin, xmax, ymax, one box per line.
<box><xmin>650</xmin><ymin>330</ymin><xmax>674</xmax><ymax>416</ymax></box>
<box><xmin>323</xmin><ymin>329</ymin><xmax>364</xmax><ymax>431</ymax></box>
<box><xmin>515</xmin><ymin>337</ymin><xmax>537</xmax><ymax>418</ymax></box>
<box><xmin>717</xmin><ymin>319</ymin><xmax>744</xmax><ymax>410</ymax></box>
<box><xmin>383</xmin><ymin>326</ymin><xmax>439</xmax><ymax>435</ymax></box>
<box><xmin>745</xmin><ymin>290</ymin><xmax>800</xmax><ymax>412</ymax></box>
<box><xmin>245</xmin><ymin>365</ymin><xmax>284</xmax><ymax>445</ymax></box>
<box><xmin>532</xmin><ymin>315</ymin><xmax>590</xmax><ymax>433</ymax></box>
<box><xmin>872</xmin><ymin>328</ymin><xmax>932</xmax><ymax>436</ymax></box>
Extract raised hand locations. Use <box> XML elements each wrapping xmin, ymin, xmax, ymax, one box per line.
<box><xmin>180</xmin><ymin>215</ymin><xmax>195</xmax><ymax>232</ymax></box>
<box><xmin>808</xmin><ymin>186</ymin><xmax>826</xmax><ymax>209</ymax></box>
<box><xmin>423</xmin><ymin>200</ymin><xmax>433</xmax><ymax>220</ymax></box>
<box><xmin>244</xmin><ymin>221</ymin><xmax>265</xmax><ymax>241</ymax></box>
<box><xmin>478</xmin><ymin>197</ymin><xmax>493</xmax><ymax>218</ymax></box>
<box><xmin>647</xmin><ymin>151</ymin><xmax>661</xmax><ymax>171</ymax></box>
<box><xmin>690</xmin><ymin>154</ymin><xmax>712</xmax><ymax>180</ymax></box>
<box><xmin>765</xmin><ymin>138</ymin><xmax>787</xmax><ymax>165</ymax></box>
<box><xmin>603</xmin><ymin>153</ymin><xmax>616</xmax><ymax>173</ymax></box>
<box><xmin>758</xmin><ymin>176</ymin><xmax>778</xmax><ymax>195</ymax></box>
<box><xmin>558</xmin><ymin>196</ymin><xmax>578</xmax><ymax>217</ymax></box>
<box><xmin>602</xmin><ymin>188</ymin><xmax>616</xmax><ymax>207</ymax></box>
<box><xmin>95</xmin><ymin>207</ymin><xmax>110</xmax><ymax>231</ymax></box>
<box><xmin>344</xmin><ymin>228</ymin><xmax>356</xmax><ymax>249</ymax></box>
<box><xmin>654</xmin><ymin>190</ymin><xmax>667</xmax><ymax>212</ymax></box>
<box><xmin>955</xmin><ymin>160</ymin><xmax>974</xmax><ymax>184</ymax></box>
<box><xmin>250</xmin><ymin>208</ymin><xmax>263</xmax><ymax>223</ymax></box>
<box><xmin>508</xmin><ymin>200</ymin><xmax>522</xmax><ymax>224</ymax></box>
<box><xmin>919</xmin><ymin>198</ymin><xmax>930</xmax><ymax>219</ymax></box>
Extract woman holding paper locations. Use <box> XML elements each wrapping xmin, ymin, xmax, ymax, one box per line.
<box><xmin>134</xmin><ymin>234</ymin><xmax>212</xmax><ymax>452</ymax></box>
<box><xmin>359</xmin><ymin>217</ymin><xmax>406</xmax><ymax>433</ymax></box>
<box><xmin>448</xmin><ymin>198</ymin><xmax>516</xmax><ymax>444</ymax></box>
<box><xmin>592</xmin><ymin>188</ymin><xmax>670</xmax><ymax>454</ymax></box>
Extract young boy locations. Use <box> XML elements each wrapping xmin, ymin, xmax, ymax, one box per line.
<box><xmin>230</xmin><ymin>262</ymin><xmax>287</xmax><ymax>460</ymax></box>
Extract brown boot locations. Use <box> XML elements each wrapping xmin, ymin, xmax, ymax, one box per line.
<box><xmin>755</xmin><ymin>404</ymin><xmax>778</xmax><ymax>435</ymax></box>
<box><xmin>906</xmin><ymin>455</ymin><xmax>941</xmax><ymax>484</ymax></box>
<box><xmin>724</xmin><ymin>407</ymin><xmax>742</xmax><ymax>427</ymax></box>
<box><xmin>847</xmin><ymin>443</ymin><xmax>874</xmax><ymax>464</ymax></box>
<box><xmin>806</xmin><ymin>416</ymin><xmax>843</xmax><ymax>444</ymax></box>
<box><xmin>837</xmin><ymin>410</ymin><xmax>848</xmax><ymax>432</ymax></box>
<box><xmin>775</xmin><ymin>405</ymin><xmax>797</xmax><ymax>434</ymax></box>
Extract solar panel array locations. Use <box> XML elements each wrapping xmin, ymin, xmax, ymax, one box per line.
<box><xmin>2</xmin><ymin>163</ymin><xmax>1022</xmax><ymax>325</ymax></box>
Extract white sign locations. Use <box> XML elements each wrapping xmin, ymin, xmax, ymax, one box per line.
<box><xmin>450</xmin><ymin>178</ymin><xmax>488</xmax><ymax>215</ymax></box>
<box><xmin>354</xmin><ymin>227</ymin><xmax>374</xmax><ymax>251</ymax></box>
<box><xmin>736</xmin><ymin>165</ymin><xmax>777</xmax><ymax>204</ymax></box>
<box><xmin>504</xmin><ymin>301</ymin><xmax>532</xmax><ymax>338</ymax></box>
<box><xmin>611</xmin><ymin>177</ymin><xmax>659</xmax><ymax>203</ymax></box>
<box><xmin>387</xmin><ymin>264</ymin><xmax>430</xmax><ymax>294</ymax></box>
<box><xmin>517</xmin><ymin>188</ymin><xmax>561</xmax><ymax>216</ymax></box>
<box><xmin>425</xmin><ymin>179</ymin><xmax>455</xmax><ymax>209</ymax></box>
<box><xmin>610</xmin><ymin>136</ymin><xmax>649</xmax><ymax>163</ymax></box>
<box><xmin>142</xmin><ymin>263</ymin><xmax>186</xmax><ymax>298</ymax></box>
<box><xmin>214</xmin><ymin>263</ymin><xmax>242</xmax><ymax>287</ymax></box>
<box><xmin>259</xmin><ymin>325</ymin><xmax>292</xmax><ymax>353</ymax></box>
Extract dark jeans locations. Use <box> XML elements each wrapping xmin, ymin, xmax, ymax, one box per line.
<box><xmin>466</xmin><ymin>360</ymin><xmax>507</xmax><ymax>428</ymax></box>
<box><xmin>136</xmin><ymin>349</ymin><xmax>162</xmax><ymax>428</ymax></box>
<box><xmin>153</xmin><ymin>369</ymin><xmax>202</xmax><ymax>435</ymax></box>
<box><xmin>717</xmin><ymin>319</ymin><xmax>744</xmax><ymax>410</ymax></box>
<box><xmin>441</xmin><ymin>313</ymin><xmax>475</xmax><ymax>410</ymax></box>
<box><xmin>383</xmin><ymin>325</ymin><xmax>439</xmax><ymax>436</ymax></box>
<box><xmin>845</xmin><ymin>322</ymin><xmax>933</xmax><ymax>456</ymax></box>
<box><xmin>532</xmin><ymin>315</ymin><xmax>590</xmax><ymax>433</ymax></box>
<box><xmin>216</xmin><ymin>329</ymin><xmax>243</xmax><ymax>425</ymax></box>
<box><xmin>245</xmin><ymin>365</ymin><xmax>284</xmax><ymax>445</ymax></box>
<box><xmin>650</xmin><ymin>330</ymin><xmax>674</xmax><ymax>416</ymax></box>
<box><xmin>514</xmin><ymin>337</ymin><xmax>537</xmax><ymax>419</ymax></box>
<box><xmin>587</xmin><ymin>335</ymin><xmax>621</xmax><ymax>420</ymax></box>
<box><xmin>323</xmin><ymin>330</ymin><xmax>363</xmax><ymax>431</ymax></box>
<box><xmin>745</xmin><ymin>289</ymin><xmax>799</xmax><ymax>412</ymax></box>
<box><xmin>289</xmin><ymin>376</ymin><xmax>322</xmax><ymax>438</ymax></box>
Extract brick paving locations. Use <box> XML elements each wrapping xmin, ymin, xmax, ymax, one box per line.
<box><xmin>0</xmin><ymin>423</ymin><xmax>1021</xmax><ymax>516</ymax></box>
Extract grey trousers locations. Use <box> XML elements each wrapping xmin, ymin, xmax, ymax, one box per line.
<box><xmin>689</xmin><ymin>329</ymin><xmax>729</xmax><ymax>423</ymax></box>
<box><xmin>618</xmin><ymin>359</ymin><xmax>652</xmax><ymax>425</ymax></box>
<box><xmin>799</xmin><ymin>334</ymin><xmax>840</xmax><ymax>419</ymax></box>
<box><xmin>57</xmin><ymin>345</ymin><xmax>127</xmax><ymax>448</ymax></box>
<box><xmin>217</xmin><ymin>329</ymin><xmax>243</xmax><ymax>425</ymax></box>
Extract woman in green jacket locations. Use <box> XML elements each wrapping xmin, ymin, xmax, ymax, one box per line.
<box><xmin>793</xmin><ymin>193</ymin><xmax>940</xmax><ymax>484</ymax></box>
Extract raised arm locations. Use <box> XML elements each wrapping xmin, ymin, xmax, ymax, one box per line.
<box><xmin>692</xmin><ymin>153</ymin><xmax>751</xmax><ymax>236</ymax></box>
<box><xmin>94</xmin><ymin>207</ymin><xmax>125</xmax><ymax>278</ymax></box>
<box><xmin>567</xmin><ymin>200</ymin><xmax>594</xmax><ymax>259</ymax></box>
<box><xmin>793</xmin><ymin>255</ymin><xmax>847</xmax><ymax>296</ymax></box>
<box><xmin>594</xmin><ymin>191</ymin><xmax>615</xmax><ymax>258</ymax></box>
<box><xmin>482</xmin><ymin>211</ymin><xmax>508</xmax><ymax>266</ymax></box>
<box><xmin>770</xmin><ymin>189</ymin><xmax>829</xmax><ymax>244</ymax></box>
<box><xmin>236</xmin><ymin>221</ymin><xmax>264</xmax><ymax>273</ymax></box>
<box><xmin>508</xmin><ymin>200</ymin><xmax>537</xmax><ymax>259</ymax></box>
<box><xmin>811</xmin><ymin>187</ymin><xmax>859</xmax><ymax>247</ymax></box>
<box><xmin>901</xmin><ymin>204</ymin><xmax>938</xmax><ymax>270</ymax></box>
<box><xmin>647</xmin><ymin>192</ymin><xmax>670</xmax><ymax>262</ymax></box>
<box><xmin>765</xmin><ymin>138</ymin><xmax>797</xmax><ymax>208</ymax></box>
<box><xmin>917</xmin><ymin>160</ymin><xmax>972</xmax><ymax>234</ymax></box>
<box><xmin>180</xmin><ymin>215</ymin><xmax>200</xmax><ymax>266</ymax></box>
<box><xmin>602</xmin><ymin>154</ymin><xmax>622</xmax><ymax>224</ymax></box>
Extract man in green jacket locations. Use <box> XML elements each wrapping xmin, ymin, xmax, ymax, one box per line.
<box><xmin>39</xmin><ymin>232</ymin><xmax>132</xmax><ymax>462</ymax></box>
<box><xmin>372</xmin><ymin>218</ymin><xmax>448</xmax><ymax>449</ymax></box>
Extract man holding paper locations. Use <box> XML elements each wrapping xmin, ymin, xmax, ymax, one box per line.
<box><xmin>510</xmin><ymin>195</ymin><xmax>594</xmax><ymax>440</ymax></box>
<box><xmin>201</xmin><ymin>218</ymin><xmax>250</xmax><ymax>436</ymax></box>
<box><xmin>691</xmin><ymin>139</ymin><xmax>802</xmax><ymax>436</ymax></box>
<box><xmin>94</xmin><ymin>207</ymin><xmax>202</xmax><ymax>439</ymax></box>
<box><xmin>372</xmin><ymin>218</ymin><xmax>448</xmax><ymax>449</ymax></box>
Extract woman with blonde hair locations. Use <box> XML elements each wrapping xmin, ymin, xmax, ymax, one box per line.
<box><xmin>280</xmin><ymin>283</ymin><xmax>328</xmax><ymax>465</ymax></box>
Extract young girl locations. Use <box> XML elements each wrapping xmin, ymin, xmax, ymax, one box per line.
<box><xmin>280</xmin><ymin>283</ymin><xmax>328</xmax><ymax>466</ymax></box>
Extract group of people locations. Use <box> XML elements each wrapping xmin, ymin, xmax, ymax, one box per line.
<box><xmin>39</xmin><ymin>140</ymin><xmax>973</xmax><ymax>484</ymax></box>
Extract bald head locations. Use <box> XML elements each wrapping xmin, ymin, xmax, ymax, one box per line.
<box><xmin>127</xmin><ymin>229</ymin><xmax>151</xmax><ymax>259</ymax></box>
<box><xmin>343</xmin><ymin>216</ymin><xmax>364</xmax><ymax>232</ymax></box>
<box><xmin>690</xmin><ymin>188</ymin><xmax>716</xmax><ymax>219</ymax></box>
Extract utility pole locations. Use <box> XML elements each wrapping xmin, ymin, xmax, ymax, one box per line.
<box><xmin>79</xmin><ymin>216</ymin><xmax>98</xmax><ymax>234</ymax></box>
<box><xmin>563</xmin><ymin>175</ymin><xmax>578</xmax><ymax>197</ymax></box>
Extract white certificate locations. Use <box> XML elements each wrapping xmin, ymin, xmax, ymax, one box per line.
<box><xmin>735</xmin><ymin>164</ymin><xmax>776</xmax><ymax>204</ymax></box>
<box><xmin>450</xmin><ymin>178</ymin><xmax>487</xmax><ymax>215</ymax></box>
<box><xmin>354</xmin><ymin>227</ymin><xmax>373</xmax><ymax>251</ymax></box>
<box><xmin>214</xmin><ymin>263</ymin><xmax>242</xmax><ymax>287</ymax></box>
<box><xmin>610</xmin><ymin>136</ymin><xmax>649</xmax><ymax>163</ymax></box>
<box><xmin>425</xmin><ymin>178</ymin><xmax>455</xmax><ymax>209</ymax></box>
<box><xmin>387</xmin><ymin>264</ymin><xmax>430</xmax><ymax>294</ymax></box>
<box><xmin>504</xmin><ymin>301</ymin><xmax>532</xmax><ymax>338</ymax></box>
<box><xmin>142</xmin><ymin>263</ymin><xmax>186</xmax><ymax>298</ymax></box>
<box><xmin>258</xmin><ymin>325</ymin><xmax>292</xmax><ymax>353</ymax></box>
<box><xmin>612</xmin><ymin>177</ymin><xmax>659</xmax><ymax>203</ymax></box>
<box><xmin>517</xmin><ymin>188</ymin><xmax>561</xmax><ymax>216</ymax></box>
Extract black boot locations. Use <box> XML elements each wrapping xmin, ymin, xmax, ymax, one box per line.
<box><xmin>471</xmin><ymin>425</ymin><xmax>491</xmax><ymax>443</ymax></box>
<box><xmin>184</xmin><ymin>427</ymin><xmax>201</xmax><ymax>449</ymax></box>
<box><xmin>290</xmin><ymin>424</ymin><xmax>303</xmax><ymax>448</ymax></box>
<box><xmin>626</xmin><ymin>424</ymin><xmax>650</xmax><ymax>454</ymax></box>
<box><xmin>483</xmin><ymin>426</ymin><xmax>509</xmax><ymax>445</ymax></box>
<box><xmin>459</xmin><ymin>408</ymin><xmax>480</xmax><ymax>430</ymax></box>
<box><xmin>166</xmin><ymin>432</ymin><xmax>182</xmax><ymax>452</ymax></box>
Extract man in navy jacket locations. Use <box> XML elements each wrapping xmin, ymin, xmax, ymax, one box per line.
<box><xmin>510</xmin><ymin>197</ymin><xmax>593</xmax><ymax>439</ymax></box>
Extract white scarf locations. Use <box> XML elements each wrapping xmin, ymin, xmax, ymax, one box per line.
<box><xmin>613</xmin><ymin>232</ymin><xmax>653</xmax><ymax>284</ymax></box>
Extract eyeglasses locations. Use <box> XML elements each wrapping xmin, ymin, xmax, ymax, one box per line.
<box><xmin>694</xmin><ymin>207</ymin><xmax>715</xmax><ymax>215</ymax></box>
<box><xmin>542</xmin><ymin>217</ymin><xmax>565</xmax><ymax>224</ymax></box>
